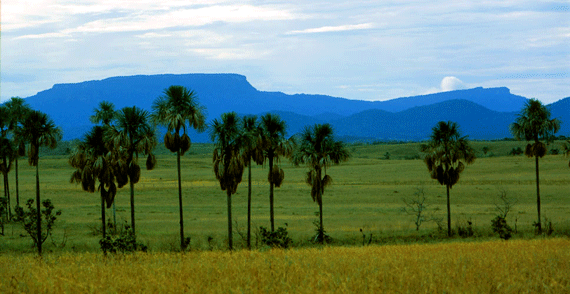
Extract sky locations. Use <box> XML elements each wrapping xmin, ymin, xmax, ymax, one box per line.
<box><xmin>1</xmin><ymin>1</ymin><xmax>569</xmax><ymax>104</ymax></box>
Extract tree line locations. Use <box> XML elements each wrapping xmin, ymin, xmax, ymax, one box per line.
<box><xmin>0</xmin><ymin>88</ymin><xmax>564</xmax><ymax>253</ymax></box>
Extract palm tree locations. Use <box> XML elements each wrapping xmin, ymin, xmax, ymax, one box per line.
<box><xmin>70</xmin><ymin>126</ymin><xmax>123</xmax><ymax>239</ymax></box>
<box><xmin>4</xmin><ymin>97</ymin><xmax>31</xmax><ymax>208</ymax></box>
<box><xmin>510</xmin><ymin>99</ymin><xmax>560</xmax><ymax>233</ymax></box>
<box><xmin>152</xmin><ymin>85</ymin><xmax>206</xmax><ymax>251</ymax></box>
<box><xmin>292</xmin><ymin>124</ymin><xmax>349</xmax><ymax>243</ymax></box>
<box><xmin>21</xmin><ymin>110</ymin><xmax>62</xmax><ymax>255</ymax></box>
<box><xmin>106</xmin><ymin>106</ymin><xmax>157</xmax><ymax>236</ymax></box>
<box><xmin>0</xmin><ymin>105</ymin><xmax>14</xmax><ymax>219</ymax></box>
<box><xmin>420</xmin><ymin>121</ymin><xmax>475</xmax><ymax>237</ymax></box>
<box><xmin>90</xmin><ymin>101</ymin><xmax>118</xmax><ymax>231</ymax></box>
<box><xmin>211</xmin><ymin>112</ymin><xmax>245</xmax><ymax>250</ymax></box>
<box><xmin>259</xmin><ymin>113</ymin><xmax>293</xmax><ymax>232</ymax></box>
<box><xmin>240</xmin><ymin>115</ymin><xmax>264</xmax><ymax>249</ymax></box>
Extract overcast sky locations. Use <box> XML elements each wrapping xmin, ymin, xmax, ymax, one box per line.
<box><xmin>1</xmin><ymin>1</ymin><xmax>569</xmax><ymax>104</ymax></box>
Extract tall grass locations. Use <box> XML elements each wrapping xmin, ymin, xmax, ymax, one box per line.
<box><xmin>1</xmin><ymin>238</ymin><xmax>568</xmax><ymax>293</ymax></box>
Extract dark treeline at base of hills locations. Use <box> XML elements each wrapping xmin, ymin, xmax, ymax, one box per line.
<box><xmin>13</xmin><ymin>73</ymin><xmax>570</xmax><ymax>142</ymax></box>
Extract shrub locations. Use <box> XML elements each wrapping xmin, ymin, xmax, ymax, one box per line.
<box><xmin>14</xmin><ymin>198</ymin><xmax>61</xmax><ymax>248</ymax></box>
<box><xmin>491</xmin><ymin>215</ymin><xmax>513</xmax><ymax>240</ymax></box>
<box><xmin>456</xmin><ymin>219</ymin><xmax>474</xmax><ymax>238</ymax></box>
<box><xmin>508</xmin><ymin>147</ymin><xmax>523</xmax><ymax>156</ymax></box>
<box><xmin>99</xmin><ymin>227</ymin><xmax>147</xmax><ymax>254</ymax></box>
<box><xmin>259</xmin><ymin>226</ymin><xmax>292</xmax><ymax>248</ymax></box>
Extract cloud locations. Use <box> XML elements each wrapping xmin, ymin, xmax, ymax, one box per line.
<box><xmin>440</xmin><ymin>76</ymin><xmax>467</xmax><ymax>92</ymax></box>
<box><xmin>287</xmin><ymin>23</ymin><xmax>374</xmax><ymax>35</ymax></box>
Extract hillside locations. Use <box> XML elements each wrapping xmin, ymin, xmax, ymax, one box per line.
<box><xmin>14</xmin><ymin>73</ymin><xmax>570</xmax><ymax>141</ymax></box>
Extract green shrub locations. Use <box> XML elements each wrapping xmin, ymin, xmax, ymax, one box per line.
<box><xmin>99</xmin><ymin>227</ymin><xmax>147</xmax><ymax>253</ymax></box>
<box><xmin>14</xmin><ymin>198</ymin><xmax>61</xmax><ymax>248</ymax></box>
<box><xmin>259</xmin><ymin>226</ymin><xmax>292</xmax><ymax>248</ymax></box>
<box><xmin>491</xmin><ymin>215</ymin><xmax>513</xmax><ymax>240</ymax></box>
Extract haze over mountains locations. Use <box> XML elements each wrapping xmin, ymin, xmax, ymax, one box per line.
<box><xmin>16</xmin><ymin>73</ymin><xmax>570</xmax><ymax>142</ymax></box>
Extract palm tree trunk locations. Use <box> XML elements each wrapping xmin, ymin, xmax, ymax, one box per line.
<box><xmin>446</xmin><ymin>184</ymin><xmax>451</xmax><ymax>237</ymax></box>
<box><xmin>269</xmin><ymin>155</ymin><xmax>275</xmax><ymax>232</ymax></box>
<box><xmin>177</xmin><ymin>149</ymin><xmax>185</xmax><ymax>250</ymax></box>
<box><xmin>130</xmin><ymin>180</ymin><xmax>135</xmax><ymax>235</ymax></box>
<box><xmin>101</xmin><ymin>188</ymin><xmax>106</xmax><ymax>239</ymax></box>
<box><xmin>319</xmin><ymin>197</ymin><xmax>324</xmax><ymax>243</ymax></box>
<box><xmin>535</xmin><ymin>155</ymin><xmax>541</xmax><ymax>234</ymax></box>
<box><xmin>36</xmin><ymin>163</ymin><xmax>42</xmax><ymax>255</ymax></box>
<box><xmin>3</xmin><ymin>172</ymin><xmax>10</xmax><ymax>219</ymax></box>
<box><xmin>227</xmin><ymin>189</ymin><xmax>233</xmax><ymax>251</ymax></box>
<box><xmin>247</xmin><ymin>158</ymin><xmax>252</xmax><ymax>249</ymax></box>
<box><xmin>113</xmin><ymin>202</ymin><xmax>117</xmax><ymax>234</ymax></box>
<box><xmin>15</xmin><ymin>157</ymin><xmax>20</xmax><ymax>207</ymax></box>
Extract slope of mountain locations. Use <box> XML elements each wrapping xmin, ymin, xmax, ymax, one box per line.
<box><xmin>331</xmin><ymin>100</ymin><xmax>516</xmax><ymax>141</ymax></box>
<box><xmin>13</xmin><ymin>73</ymin><xmax>568</xmax><ymax>142</ymax></box>
<box><xmin>381</xmin><ymin>87</ymin><xmax>528</xmax><ymax>113</ymax></box>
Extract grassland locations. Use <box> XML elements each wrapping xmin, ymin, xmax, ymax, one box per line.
<box><xmin>1</xmin><ymin>238</ymin><xmax>569</xmax><ymax>293</ymax></box>
<box><xmin>1</xmin><ymin>140</ymin><xmax>570</xmax><ymax>252</ymax></box>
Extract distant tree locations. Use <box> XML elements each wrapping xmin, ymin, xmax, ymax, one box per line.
<box><xmin>4</xmin><ymin>97</ymin><xmax>32</xmax><ymax>208</ymax></box>
<box><xmin>152</xmin><ymin>85</ymin><xmax>206</xmax><ymax>251</ymax></box>
<box><xmin>21</xmin><ymin>110</ymin><xmax>62</xmax><ymax>255</ymax></box>
<box><xmin>482</xmin><ymin>146</ymin><xmax>490</xmax><ymax>156</ymax></box>
<box><xmin>420</xmin><ymin>121</ymin><xmax>475</xmax><ymax>237</ymax></box>
<box><xmin>69</xmin><ymin>126</ymin><xmax>124</xmax><ymax>239</ymax></box>
<box><xmin>240</xmin><ymin>115</ymin><xmax>264</xmax><ymax>249</ymax></box>
<box><xmin>259</xmin><ymin>114</ymin><xmax>294</xmax><ymax>232</ymax></box>
<box><xmin>292</xmin><ymin>124</ymin><xmax>349</xmax><ymax>243</ymax></box>
<box><xmin>510</xmin><ymin>99</ymin><xmax>560</xmax><ymax>234</ymax></box>
<box><xmin>106</xmin><ymin>106</ymin><xmax>157</xmax><ymax>236</ymax></box>
<box><xmin>211</xmin><ymin>112</ymin><xmax>245</xmax><ymax>250</ymax></box>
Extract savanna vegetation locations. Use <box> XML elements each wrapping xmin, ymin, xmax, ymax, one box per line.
<box><xmin>1</xmin><ymin>93</ymin><xmax>569</xmax><ymax>292</ymax></box>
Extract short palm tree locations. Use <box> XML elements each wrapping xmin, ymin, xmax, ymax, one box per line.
<box><xmin>211</xmin><ymin>112</ymin><xmax>245</xmax><ymax>250</ymax></box>
<box><xmin>4</xmin><ymin>97</ymin><xmax>31</xmax><ymax>208</ymax></box>
<box><xmin>21</xmin><ymin>110</ymin><xmax>62</xmax><ymax>255</ymax></box>
<box><xmin>259</xmin><ymin>113</ymin><xmax>293</xmax><ymax>232</ymax></box>
<box><xmin>240</xmin><ymin>115</ymin><xmax>264</xmax><ymax>249</ymax></box>
<box><xmin>70</xmin><ymin>126</ymin><xmax>122</xmax><ymax>239</ymax></box>
<box><xmin>152</xmin><ymin>85</ymin><xmax>206</xmax><ymax>251</ymax></box>
<box><xmin>106</xmin><ymin>106</ymin><xmax>157</xmax><ymax>236</ymax></box>
<box><xmin>292</xmin><ymin>124</ymin><xmax>349</xmax><ymax>243</ymax></box>
<box><xmin>420</xmin><ymin>121</ymin><xmax>475</xmax><ymax>237</ymax></box>
<box><xmin>510</xmin><ymin>99</ymin><xmax>560</xmax><ymax>233</ymax></box>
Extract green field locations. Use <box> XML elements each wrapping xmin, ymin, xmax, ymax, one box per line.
<box><xmin>1</xmin><ymin>140</ymin><xmax>570</xmax><ymax>252</ymax></box>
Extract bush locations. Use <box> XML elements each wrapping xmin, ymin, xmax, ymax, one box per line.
<box><xmin>456</xmin><ymin>219</ymin><xmax>474</xmax><ymax>238</ymax></box>
<box><xmin>14</xmin><ymin>198</ymin><xmax>61</xmax><ymax>248</ymax></box>
<box><xmin>491</xmin><ymin>215</ymin><xmax>513</xmax><ymax>240</ymax></box>
<box><xmin>259</xmin><ymin>226</ymin><xmax>292</xmax><ymax>248</ymax></box>
<box><xmin>508</xmin><ymin>147</ymin><xmax>523</xmax><ymax>156</ymax></box>
<box><xmin>99</xmin><ymin>227</ymin><xmax>147</xmax><ymax>254</ymax></box>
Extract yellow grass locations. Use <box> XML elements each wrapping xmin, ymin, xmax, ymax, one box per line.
<box><xmin>1</xmin><ymin>238</ymin><xmax>569</xmax><ymax>293</ymax></box>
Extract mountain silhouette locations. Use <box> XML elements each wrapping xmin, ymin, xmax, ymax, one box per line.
<box><xmin>14</xmin><ymin>73</ymin><xmax>568</xmax><ymax>141</ymax></box>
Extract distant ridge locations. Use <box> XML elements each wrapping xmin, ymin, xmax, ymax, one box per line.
<box><xmin>12</xmin><ymin>73</ymin><xmax>570</xmax><ymax>141</ymax></box>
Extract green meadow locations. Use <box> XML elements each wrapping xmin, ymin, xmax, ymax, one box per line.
<box><xmin>1</xmin><ymin>140</ymin><xmax>570</xmax><ymax>252</ymax></box>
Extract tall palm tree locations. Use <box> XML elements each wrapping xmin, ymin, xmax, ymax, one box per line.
<box><xmin>4</xmin><ymin>97</ymin><xmax>31</xmax><ymax>208</ymax></box>
<box><xmin>510</xmin><ymin>99</ymin><xmax>560</xmax><ymax>233</ymax></box>
<box><xmin>21</xmin><ymin>110</ymin><xmax>62</xmax><ymax>255</ymax></box>
<box><xmin>292</xmin><ymin>124</ymin><xmax>349</xmax><ymax>243</ymax></box>
<box><xmin>240</xmin><ymin>115</ymin><xmax>264</xmax><ymax>249</ymax></box>
<box><xmin>211</xmin><ymin>112</ymin><xmax>245</xmax><ymax>250</ymax></box>
<box><xmin>106</xmin><ymin>106</ymin><xmax>157</xmax><ymax>236</ymax></box>
<box><xmin>0</xmin><ymin>105</ymin><xmax>14</xmax><ymax>219</ymax></box>
<box><xmin>152</xmin><ymin>85</ymin><xmax>206</xmax><ymax>251</ymax></box>
<box><xmin>420</xmin><ymin>121</ymin><xmax>475</xmax><ymax>237</ymax></box>
<box><xmin>70</xmin><ymin>126</ymin><xmax>123</xmax><ymax>239</ymax></box>
<box><xmin>90</xmin><ymin>101</ymin><xmax>118</xmax><ymax>231</ymax></box>
<box><xmin>259</xmin><ymin>113</ymin><xmax>293</xmax><ymax>232</ymax></box>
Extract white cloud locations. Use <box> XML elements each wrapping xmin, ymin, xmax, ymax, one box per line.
<box><xmin>440</xmin><ymin>76</ymin><xmax>467</xmax><ymax>92</ymax></box>
<box><xmin>287</xmin><ymin>23</ymin><xmax>374</xmax><ymax>35</ymax></box>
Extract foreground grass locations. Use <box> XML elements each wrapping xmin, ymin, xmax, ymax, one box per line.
<box><xmin>1</xmin><ymin>238</ymin><xmax>569</xmax><ymax>293</ymax></box>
